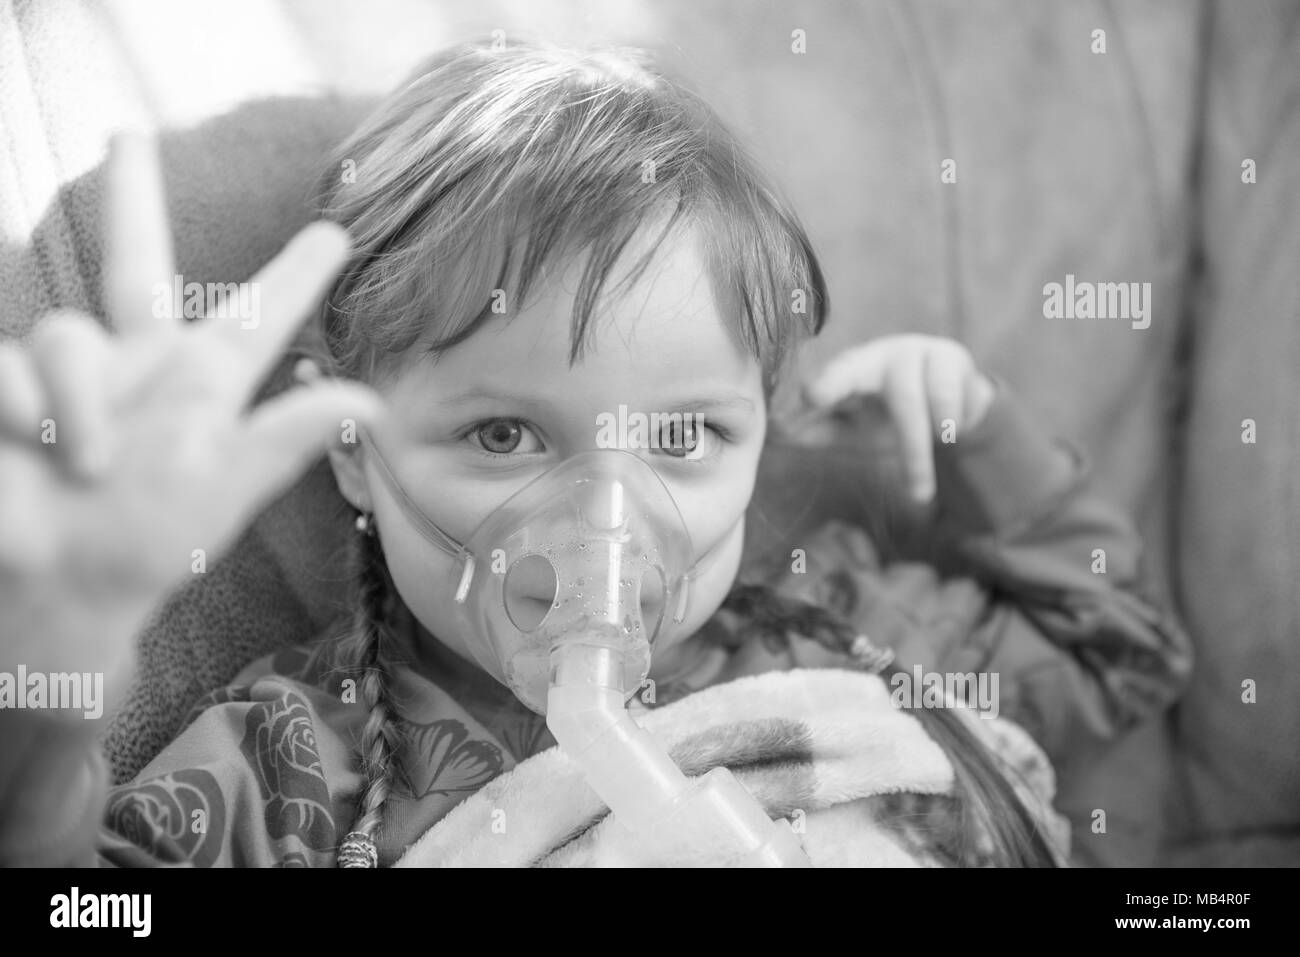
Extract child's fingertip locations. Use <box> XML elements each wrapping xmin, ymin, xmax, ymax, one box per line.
<box><xmin>799</xmin><ymin>380</ymin><xmax>827</xmax><ymax>409</ymax></box>
<box><xmin>343</xmin><ymin>385</ymin><xmax>387</xmax><ymax>425</ymax></box>
<box><xmin>108</xmin><ymin>127</ymin><xmax>155</xmax><ymax>160</ymax></box>
<box><xmin>302</xmin><ymin>220</ymin><xmax>353</xmax><ymax>260</ymax></box>
<box><xmin>293</xmin><ymin>358</ymin><xmax>321</xmax><ymax>384</ymax></box>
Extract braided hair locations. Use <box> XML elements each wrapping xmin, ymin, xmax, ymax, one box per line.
<box><xmin>328</xmin><ymin>519</ymin><xmax>404</xmax><ymax>867</ymax></box>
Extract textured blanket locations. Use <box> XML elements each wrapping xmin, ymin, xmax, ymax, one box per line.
<box><xmin>395</xmin><ymin>668</ymin><xmax>1071</xmax><ymax>867</ymax></box>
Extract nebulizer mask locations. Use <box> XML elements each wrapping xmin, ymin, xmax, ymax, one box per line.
<box><xmin>362</xmin><ymin>436</ymin><xmax>810</xmax><ymax>867</ymax></box>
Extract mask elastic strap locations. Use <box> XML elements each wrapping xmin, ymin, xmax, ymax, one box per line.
<box><xmin>357</xmin><ymin>430</ymin><xmax>467</xmax><ymax>561</ymax></box>
<box><xmin>671</xmin><ymin>515</ymin><xmax>741</xmax><ymax>623</ymax></box>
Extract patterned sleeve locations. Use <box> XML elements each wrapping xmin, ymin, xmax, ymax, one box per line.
<box><xmin>923</xmin><ymin>376</ymin><xmax>1192</xmax><ymax>770</ymax></box>
<box><xmin>765</xmin><ymin>376</ymin><xmax>1193</xmax><ymax>774</ymax></box>
<box><xmin>94</xmin><ymin>673</ymin><xmax>360</xmax><ymax>867</ymax></box>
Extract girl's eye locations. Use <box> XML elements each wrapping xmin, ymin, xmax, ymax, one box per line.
<box><xmin>658</xmin><ymin>420</ymin><xmax>724</xmax><ymax>460</ymax></box>
<box><xmin>468</xmin><ymin>419</ymin><xmax>541</xmax><ymax>456</ymax></box>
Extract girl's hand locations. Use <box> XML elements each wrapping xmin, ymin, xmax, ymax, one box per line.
<box><xmin>801</xmin><ymin>335</ymin><xmax>996</xmax><ymax>503</ymax></box>
<box><xmin>0</xmin><ymin>132</ymin><xmax>381</xmax><ymax>701</ymax></box>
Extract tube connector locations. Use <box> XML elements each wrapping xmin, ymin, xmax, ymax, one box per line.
<box><xmin>546</xmin><ymin>640</ymin><xmax>811</xmax><ymax>866</ymax></box>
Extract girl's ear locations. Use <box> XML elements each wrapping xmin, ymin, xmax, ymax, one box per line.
<box><xmin>297</xmin><ymin>357</ymin><xmax>374</xmax><ymax>512</ymax></box>
<box><xmin>328</xmin><ymin>443</ymin><xmax>373</xmax><ymax>513</ymax></box>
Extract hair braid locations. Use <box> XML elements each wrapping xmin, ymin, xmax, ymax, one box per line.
<box><xmin>337</xmin><ymin>523</ymin><xmax>404</xmax><ymax>866</ymax></box>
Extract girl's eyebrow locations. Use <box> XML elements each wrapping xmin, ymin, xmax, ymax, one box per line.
<box><xmin>437</xmin><ymin>387</ymin><xmax>756</xmax><ymax>414</ymax></box>
<box><xmin>667</xmin><ymin>393</ymin><xmax>757</xmax><ymax>414</ymax></box>
<box><xmin>438</xmin><ymin>387</ymin><xmax>553</xmax><ymax>409</ymax></box>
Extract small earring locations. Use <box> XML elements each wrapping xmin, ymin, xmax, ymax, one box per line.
<box><xmin>355</xmin><ymin>512</ymin><xmax>375</xmax><ymax>536</ymax></box>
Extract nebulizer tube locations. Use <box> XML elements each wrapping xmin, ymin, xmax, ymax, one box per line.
<box><xmin>547</xmin><ymin>642</ymin><xmax>811</xmax><ymax>866</ymax></box>
<box><xmin>366</xmin><ymin>438</ymin><xmax>809</xmax><ymax>866</ymax></box>
<box><xmin>537</xmin><ymin>468</ymin><xmax>810</xmax><ymax>867</ymax></box>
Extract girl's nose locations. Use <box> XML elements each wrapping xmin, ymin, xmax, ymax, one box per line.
<box><xmin>503</xmin><ymin>555</ymin><xmax>558</xmax><ymax>631</ymax></box>
<box><xmin>502</xmin><ymin>553</ymin><xmax>669</xmax><ymax>637</ymax></box>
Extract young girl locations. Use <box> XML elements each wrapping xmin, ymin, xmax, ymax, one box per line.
<box><xmin>0</xmin><ymin>39</ymin><xmax>1190</xmax><ymax>868</ymax></box>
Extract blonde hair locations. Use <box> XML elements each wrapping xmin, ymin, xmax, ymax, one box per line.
<box><xmin>311</xmin><ymin>37</ymin><xmax>830</xmax><ymax>864</ymax></box>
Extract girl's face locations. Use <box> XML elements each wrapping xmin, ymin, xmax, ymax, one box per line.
<box><xmin>331</xmin><ymin>223</ymin><xmax>768</xmax><ymax>683</ymax></box>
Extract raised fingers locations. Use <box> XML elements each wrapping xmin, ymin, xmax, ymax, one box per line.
<box><xmin>881</xmin><ymin>350</ymin><xmax>935</xmax><ymax>502</ymax></box>
<box><xmin>0</xmin><ymin>341</ymin><xmax>45</xmax><ymax>446</ymax></box>
<box><xmin>801</xmin><ymin>342</ymin><xmax>886</xmax><ymax>410</ymax></box>
<box><xmin>234</xmin><ymin>377</ymin><xmax>383</xmax><ymax>511</ymax></box>
<box><xmin>103</xmin><ymin>131</ymin><xmax>177</xmax><ymax>337</ymax></box>
<box><xmin>200</xmin><ymin>222</ymin><xmax>351</xmax><ymax>404</ymax></box>
<box><xmin>922</xmin><ymin>343</ymin><xmax>969</xmax><ymax>439</ymax></box>
<box><xmin>29</xmin><ymin>312</ymin><xmax>113</xmax><ymax>479</ymax></box>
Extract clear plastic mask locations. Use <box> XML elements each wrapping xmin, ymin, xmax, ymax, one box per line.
<box><xmin>363</xmin><ymin>439</ymin><xmax>705</xmax><ymax>714</ymax></box>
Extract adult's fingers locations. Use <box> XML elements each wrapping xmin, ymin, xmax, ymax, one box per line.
<box><xmin>202</xmin><ymin>222</ymin><xmax>351</xmax><ymax>404</ymax></box>
<box><xmin>0</xmin><ymin>342</ymin><xmax>46</xmax><ymax>445</ymax></box>
<box><xmin>103</xmin><ymin>131</ymin><xmax>176</xmax><ymax>338</ymax></box>
<box><xmin>233</xmin><ymin>377</ymin><xmax>382</xmax><ymax>510</ymax></box>
<box><xmin>29</xmin><ymin>312</ymin><xmax>113</xmax><ymax>479</ymax></box>
<box><xmin>882</xmin><ymin>351</ymin><xmax>935</xmax><ymax>502</ymax></box>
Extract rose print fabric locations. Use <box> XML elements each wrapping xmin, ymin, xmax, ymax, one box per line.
<box><xmin>96</xmin><ymin>642</ymin><xmax>527</xmax><ymax>867</ymax></box>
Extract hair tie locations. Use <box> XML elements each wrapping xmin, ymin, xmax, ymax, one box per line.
<box><xmin>338</xmin><ymin>831</ymin><xmax>378</xmax><ymax>868</ymax></box>
<box><xmin>849</xmin><ymin>634</ymin><xmax>895</xmax><ymax>674</ymax></box>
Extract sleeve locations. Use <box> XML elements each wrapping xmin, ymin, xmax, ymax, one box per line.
<box><xmin>759</xmin><ymin>376</ymin><xmax>1192</xmax><ymax>776</ymax></box>
<box><xmin>0</xmin><ymin>674</ymin><xmax>358</xmax><ymax>868</ymax></box>
<box><xmin>892</xmin><ymin>375</ymin><xmax>1193</xmax><ymax>772</ymax></box>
